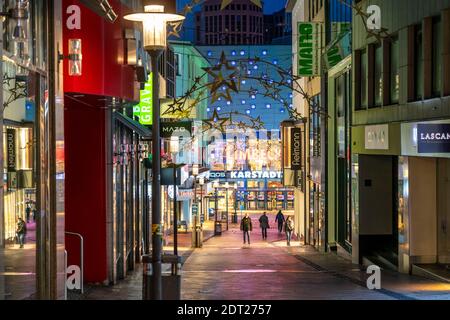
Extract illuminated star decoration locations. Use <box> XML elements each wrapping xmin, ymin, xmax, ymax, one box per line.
<box><xmin>204</xmin><ymin>109</ymin><xmax>229</xmax><ymax>132</ymax></box>
<box><xmin>167</xmin><ymin>20</ymin><xmax>184</xmax><ymax>38</ymax></box>
<box><xmin>220</xmin><ymin>0</ymin><xmax>262</xmax><ymax>10</ymax></box>
<box><xmin>203</xmin><ymin>51</ymin><xmax>239</xmax><ymax>104</ymax></box>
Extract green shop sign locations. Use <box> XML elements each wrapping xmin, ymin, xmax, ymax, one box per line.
<box><xmin>133</xmin><ymin>72</ymin><xmax>153</xmax><ymax>125</ymax></box>
<box><xmin>297</xmin><ymin>22</ymin><xmax>323</xmax><ymax>77</ymax></box>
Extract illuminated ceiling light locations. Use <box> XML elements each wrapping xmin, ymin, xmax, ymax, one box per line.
<box><xmin>253</xmin><ymin>65</ymin><xmax>258</xmax><ymax>70</ymax></box>
<box><xmin>273</xmin><ymin>59</ymin><xmax>278</xmax><ymax>65</ymax></box>
<box><xmin>246</xmin><ymin>109</ymin><xmax>251</xmax><ymax>114</ymax></box>
<box><xmin>262</xmin><ymin>50</ymin><xmax>267</xmax><ymax>55</ymax></box>
<box><xmin>240</xmin><ymin>50</ymin><xmax>245</xmax><ymax>56</ymax></box>
<box><xmin>207</xmin><ymin>50</ymin><xmax>212</xmax><ymax>56</ymax></box>
<box><xmin>217</xmin><ymin>107</ymin><xmax>221</xmax><ymax>111</ymax></box>
<box><xmin>266</xmin><ymin>104</ymin><xmax>271</xmax><ymax>109</ymax></box>
<box><xmin>280</xmin><ymin>108</ymin><xmax>285</xmax><ymax>113</ymax></box>
<box><xmin>227</xmin><ymin>101</ymin><xmax>231</xmax><ymax>105</ymax></box>
<box><xmin>251</xmin><ymin>104</ymin><xmax>256</xmax><ymax>109</ymax></box>
<box><xmin>231</xmin><ymin>50</ymin><xmax>236</xmax><ymax>56</ymax></box>
<box><xmin>241</xmin><ymin>100</ymin><xmax>246</xmax><ymax>105</ymax></box>
<box><xmin>207</xmin><ymin>107</ymin><xmax>211</xmax><ymax>112</ymax></box>
<box><xmin>124</xmin><ymin>5</ymin><xmax>185</xmax><ymax>51</ymax></box>
<box><xmin>241</xmin><ymin>80</ymin><xmax>246</xmax><ymax>85</ymax></box>
<box><xmin>251</xmin><ymin>95</ymin><xmax>256</xmax><ymax>99</ymax></box>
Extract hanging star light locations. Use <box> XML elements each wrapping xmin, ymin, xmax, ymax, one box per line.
<box><xmin>204</xmin><ymin>109</ymin><xmax>230</xmax><ymax>132</ymax></box>
<box><xmin>167</xmin><ymin>20</ymin><xmax>184</xmax><ymax>38</ymax></box>
<box><xmin>220</xmin><ymin>0</ymin><xmax>262</xmax><ymax>10</ymax></box>
<box><xmin>203</xmin><ymin>52</ymin><xmax>239</xmax><ymax>104</ymax></box>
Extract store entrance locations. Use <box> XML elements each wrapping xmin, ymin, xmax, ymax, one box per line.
<box><xmin>358</xmin><ymin>155</ymin><xmax>398</xmax><ymax>268</ymax></box>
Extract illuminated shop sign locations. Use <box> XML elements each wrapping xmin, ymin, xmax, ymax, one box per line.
<box><xmin>297</xmin><ymin>22</ymin><xmax>323</xmax><ymax>76</ymax></box>
<box><xmin>291</xmin><ymin>128</ymin><xmax>302</xmax><ymax>170</ymax></box>
<box><xmin>209</xmin><ymin>171</ymin><xmax>282</xmax><ymax>180</ymax></box>
<box><xmin>417</xmin><ymin>123</ymin><xmax>450</xmax><ymax>153</ymax></box>
<box><xmin>133</xmin><ymin>73</ymin><xmax>153</xmax><ymax>125</ymax></box>
<box><xmin>7</xmin><ymin>129</ymin><xmax>16</xmax><ymax>172</ymax></box>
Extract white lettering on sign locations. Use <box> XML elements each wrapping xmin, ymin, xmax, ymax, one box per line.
<box><xmin>365</xmin><ymin>125</ymin><xmax>389</xmax><ymax>150</ymax></box>
<box><xmin>420</xmin><ymin>132</ymin><xmax>450</xmax><ymax>140</ymax></box>
<box><xmin>366</xmin><ymin>5</ymin><xmax>381</xmax><ymax>31</ymax></box>
<box><xmin>66</xmin><ymin>265</ymin><xmax>81</xmax><ymax>290</ymax></box>
<box><xmin>66</xmin><ymin>5</ymin><xmax>81</xmax><ymax>30</ymax></box>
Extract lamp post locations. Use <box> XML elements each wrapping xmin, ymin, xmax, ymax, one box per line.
<box><xmin>224</xmin><ymin>182</ymin><xmax>229</xmax><ymax>231</ymax></box>
<box><xmin>233</xmin><ymin>183</ymin><xmax>238</xmax><ymax>223</ymax></box>
<box><xmin>125</xmin><ymin>4</ymin><xmax>184</xmax><ymax>301</ymax></box>
<box><xmin>192</xmin><ymin>164</ymin><xmax>199</xmax><ymax>226</ymax></box>
<box><xmin>213</xmin><ymin>180</ymin><xmax>221</xmax><ymax>235</ymax></box>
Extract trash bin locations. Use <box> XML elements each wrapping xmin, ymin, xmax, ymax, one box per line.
<box><xmin>161</xmin><ymin>254</ymin><xmax>182</xmax><ymax>300</ymax></box>
<box><xmin>214</xmin><ymin>221</ymin><xmax>222</xmax><ymax>236</ymax></box>
<box><xmin>232</xmin><ymin>212</ymin><xmax>238</xmax><ymax>223</ymax></box>
<box><xmin>191</xmin><ymin>225</ymin><xmax>203</xmax><ymax>248</ymax></box>
<box><xmin>141</xmin><ymin>253</ymin><xmax>181</xmax><ymax>300</ymax></box>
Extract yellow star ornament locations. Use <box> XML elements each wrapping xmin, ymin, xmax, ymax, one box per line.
<box><xmin>220</xmin><ymin>0</ymin><xmax>262</xmax><ymax>10</ymax></box>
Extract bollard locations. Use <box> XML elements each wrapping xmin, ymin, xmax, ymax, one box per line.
<box><xmin>142</xmin><ymin>254</ymin><xmax>152</xmax><ymax>300</ymax></box>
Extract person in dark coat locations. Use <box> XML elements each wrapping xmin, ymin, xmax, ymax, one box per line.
<box><xmin>16</xmin><ymin>218</ymin><xmax>27</xmax><ymax>248</ymax></box>
<box><xmin>275</xmin><ymin>210</ymin><xmax>285</xmax><ymax>233</ymax></box>
<box><xmin>240</xmin><ymin>213</ymin><xmax>253</xmax><ymax>245</ymax></box>
<box><xmin>258</xmin><ymin>212</ymin><xmax>270</xmax><ymax>240</ymax></box>
<box><xmin>25</xmin><ymin>205</ymin><xmax>31</xmax><ymax>223</ymax></box>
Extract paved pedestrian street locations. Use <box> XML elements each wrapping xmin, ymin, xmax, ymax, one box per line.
<box><xmin>181</xmin><ymin>213</ymin><xmax>394</xmax><ymax>300</ymax></box>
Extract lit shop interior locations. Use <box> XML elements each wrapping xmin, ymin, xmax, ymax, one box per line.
<box><xmin>206</xmin><ymin>131</ymin><xmax>294</xmax><ymax>215</ymax></box>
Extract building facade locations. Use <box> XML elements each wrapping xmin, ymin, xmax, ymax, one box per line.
<box><xmin>0</xmin><ymin>0</ymin><xmax>65</xmax><ymax>300</ymax></box>
<box><xmin>62</xmin><ymin>0</ymin><xmax>158</xmax><ymax>285</ymax></box>
<box><xmin>351</xmin><ymin>0</ymin><xmax>450</xmax><ymax>278</ymax></box>
<box><xmin>195</xmin><ymin>0</ymin><xmax>264</xmax><ymax>45</ymax></box>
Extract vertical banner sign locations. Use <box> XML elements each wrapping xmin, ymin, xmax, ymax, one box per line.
<box><xmin>7</xmin><ymin>129</ymin><xmax>16</xmax><ymax>172</ymax></box>
<box><xmin>298</xmin><ymin>22</ymin><xmax>323</xmax><ymax>76</ymax></box>
<box><xmin>133</xmin><ymin>72</ymin><xmax>153</xmax><ymax>125</ymax></box>
<box><xmin>291</xmin><ymin>128</ymin><xmax>302</xmax><ymax>170</ymax></box>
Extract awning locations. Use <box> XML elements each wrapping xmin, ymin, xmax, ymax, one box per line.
<box><xmin>114</xmin><ymin>112</ymin><xmax>152</xmax><ymax>139</ymax></box>
<box><xmin>79</xmin><ymin>0</ymin><xmax>117</xmax><ymax>22</ymax></box>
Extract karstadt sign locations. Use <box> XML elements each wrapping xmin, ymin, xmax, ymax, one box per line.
<box><xmin>209</xmin><ymin>170</ymin><xmax>282</xmax><ymax>180</ymax></box>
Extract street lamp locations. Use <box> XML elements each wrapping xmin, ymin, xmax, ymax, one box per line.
<box><xmin>232</xmin><ymin>183</ymin><xmax>238</xmax><ymax>223</ymax></box>
<box><xmin>224</xmin><ymin>182</ymin><xmax>229</xmax><ymax>231</ymax></box>
<box><xmin>124</xmin><ymin>4</ymin><xmax>184</xmax><ymax>301</ymax></box>
<box><xmin>213</xmin><ymin>180</ymin><xmax>221</xmax><ymax>235</ymax></box>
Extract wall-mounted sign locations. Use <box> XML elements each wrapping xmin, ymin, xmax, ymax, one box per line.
<box><xmin>297</xmin><ymin>22</ymin><xmax>323</xmax><ymax>76</ymax></box>
<box><xmin>291</xmin><ymin>128</ymin><xmax>302</xmax><ymax>170</ymax></box>
<box><xmin>417</xmin><ymin>123</ymin><xmax>450</xmax><ymax>153</ymax></box>
<box><xmin>161</xmin><ymin>121</ymin><xmax>192</xmax><ymax>138</ymax></box>
<box><xmin>133</xmin><ymin>72</ymin><xmax>153</xmax><ymax>125</ymax></box>
<box><xmin>365</xmin><ymin>124</ymin><xmax>389</xmax><ymax>150</ymax></box>
<box><xmin>209</xmin><ymin>171</ymin><xmax>283</xmax><ymax>180</ymax></box>
<box><xmin>7</xmin><ymin>129</ymin><xmax>16</xmax><ymax>172</ymax></box>
<box><xmin>177</xmin><ymin>189</ymin><xmax>195</xmax><ymax>201</ymax></box>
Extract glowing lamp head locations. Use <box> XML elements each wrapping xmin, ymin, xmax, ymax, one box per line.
<box><xmin>124</xmin><ymin>5</ymin><xmax>185</xmax><ymax>51</ymax></box>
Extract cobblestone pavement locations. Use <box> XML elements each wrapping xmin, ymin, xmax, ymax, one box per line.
<box><xmin>181</xmin><ymin>213</ymin><xmax>394</xmax><ymax>300</ymax></box>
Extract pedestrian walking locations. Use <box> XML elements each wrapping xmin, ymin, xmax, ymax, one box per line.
<box><xmin>25</xmin><ymin>205</ymin><xmax>31</xmax><ymax>223</ymax></box>
<box><xmin>16</xmin><ymin>217</ymin><xmax>27</xmax><ymax>249</ymax></box>
<box><xmin>275</xmin><ymin>210</ymin><xmax>285</xmax><ymax>233</ymax></box>
<box><xmin>284</xmin><ymin>216</ymin><xmax>294</xmax><ymax>246</ymax></box>
<box><xmin>240</xmin><ymin>213</ymin><xmax>252</xmax><ymax>245</ymax></box>
<box><xmin>258</xmin><ymin>212</ymin><xmax>270</xmax><ymax>240</ymax></box>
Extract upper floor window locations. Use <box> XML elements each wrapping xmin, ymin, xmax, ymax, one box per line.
<box><xmin>432</xmin><ymin>17</ymin><xmax>442</xmax><ymax>97</ymax></box>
